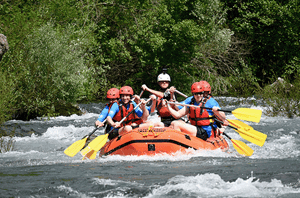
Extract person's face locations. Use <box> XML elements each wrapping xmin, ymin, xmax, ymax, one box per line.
<box><xmin>121</xmin><ymin>94</ymin><xmax>131</xmax><ymax>104</ymax></box>
<box><xmin>158</xmin><ymin>81</ymin><xmax>170</xmax><ymax>89</ymax></box>
<box><xmin>108</xmin><ymin>98</ymin><xmax>118</xmax><ymax>104</ymax></box>
<box><xmin>193</xmin><ymin>92</ymin><xmax>204</xmax><ymax>102</ymax></box>
<box><xmin>203</xmin><ymin>91</ymin><xmax>209</xmax><ymax>98</ymax></box>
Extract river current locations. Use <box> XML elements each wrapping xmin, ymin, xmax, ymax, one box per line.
<box><xmin>1</xmin><ymin>97</ymin><xmax>300</xmax><ymax>197</ymax></box>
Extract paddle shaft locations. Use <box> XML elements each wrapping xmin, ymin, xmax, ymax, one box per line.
<box><xmin>214</xmin><ymin>119</ymin><xmax>239</xmax><ymax>131</ymax></box>
<box><xmin>85</xmin><ymin>119</ymin><xmax>107</xmax><ymax>139</ymax></box>
<box><xmin>168</xmin><ymin>102</ymin><xmax>232</xmax><ymax>113</ymax></box>
<box><xmin>107</xmin><ymin>98</ymin><xmax>151</xmax><ymax>134</ymax></box>
<box><xmin>174</xmin><ymin>90</ymin><xmax>188</xmax><ymax>98</ymax></box>
<box><xmin>139</xmin><ymin>89</ymin><xmax>145</xmax><ymax>98</ymax></box>
<box><xmin>222</xmin><ymin>132</ymin><xmax>232</xmax><ymax>140</ymax></box>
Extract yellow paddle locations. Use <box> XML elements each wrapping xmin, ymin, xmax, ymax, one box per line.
<box><xmin>82</xmin><ymin>98</ymin><xmax>150</xmax><ymax>159</ymax></box>
<box><xmin>215</xmin><ymin>119</ymin><xmax>267</xmax><ymax>147</ymax></box>
<box><xmin>168</xmin><ymin>102</ymin><xmax>262</xmax><ymax>123</ymax></box>
<box><xmin>222</xmin><ymin>132</ymin><xmax>254</xmax><ymax>156</ymax></box>
<box><xmin>64</xmin><ymin>126</ymin><xmax>100</xmax><ymax>157</ymax></box>
<box><xmin>228</xmin><ymin>119</ymin><xmax>267</xmax><ymax>147</ymax></box>
<box><xmin>81</xmin><ymin>134</ymin><xmax>109</xmax><ymax>160</ymax></box>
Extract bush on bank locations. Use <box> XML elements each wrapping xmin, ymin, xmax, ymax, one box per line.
<box><xmin>262</xmin><ymin>77</ymin><xmax>300</xmax><ymax>118</ymax></box>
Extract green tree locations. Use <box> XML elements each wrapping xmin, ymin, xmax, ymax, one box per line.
<box><xmin>14</xmin><ymin>23</ymin><xmax>92</xmax><ymax>118</ymax></box>
<box><xmin>222</xmin><ymin>0</ymin><xmax>300</xmax><ymax>85</ymax></box>
<box><xmin>86</xmin><ymin>0</ymin><xmax>241</xmax><ymax>96</ymax></box>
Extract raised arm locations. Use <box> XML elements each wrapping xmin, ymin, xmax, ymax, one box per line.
<box><xmin>141</xmin><ymin>84</ymin><xmax>164</xmax><ymax>98</ymax></box>
<box><xmin>149</xmin><ymin>94</ymin><xmax>157</xmax><ymax>113</ymax></box>
<box><xmin>139</xmin><ymin>99</ymin><xmax>150</xmax><ymax>121</ymax></box>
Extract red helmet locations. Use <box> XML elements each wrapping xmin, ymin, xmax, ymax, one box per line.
<box><xmin>200</xmin><ymin>81</ymin><xmax>211</xmax><ymax>93</ymax></box>
<box><xmin>120</xmin><ymin>86</ymin><xmax>134</xmax><ymax>95</ymax></box>
<box><xmin>191</xmin><ymin>82</ymin><xmax>203</xmax><ymax>93</ymax></box>
<box><xmin>106</xmin><ymin>88</ymin><xmax>120</xmax><ymax>99</ymax></box>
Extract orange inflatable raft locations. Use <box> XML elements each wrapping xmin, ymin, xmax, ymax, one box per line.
<box><xmin>99</xmin><ymin>127</ymin><xmax>229</xmax><ymax>156</ymax></box>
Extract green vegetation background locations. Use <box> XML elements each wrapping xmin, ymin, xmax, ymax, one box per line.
<box><xmin>0</xmin><ymin>0</ymin><xmax>299</xmax><ymax>124</ymax></box>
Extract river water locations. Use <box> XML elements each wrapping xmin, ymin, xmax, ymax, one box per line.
<box><xmin>1</xmin><ymin>97</ymin><xmax>300</xmax><ymax>198</ymax></box>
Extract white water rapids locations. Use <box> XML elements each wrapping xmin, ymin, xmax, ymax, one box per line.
<box><xmin>1</xmin><ymin>97</ymin><xmax>300</xmax><ymax>197</ymax></box>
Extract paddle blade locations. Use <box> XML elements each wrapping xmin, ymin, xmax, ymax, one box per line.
<box><xmin>84</xmin><ymin>150</ymin><xmax>97</xmax><ymax>160</ymax></box>
<box><xmin>231</xmin><ymin>139</ymin><xmax>254</xmax><ymax>156</ymax></box>
<box><xmin>237</xmin><ymin>131</ymin><xmax>266</xmax><ymax>147</ymax></box>
<box><xmin>89</xmin><ymin>134</ymin><xmax>109</xmax><ymax>151</ymax></box>
<box><xmin>80</xmin><ymin>145</ymin><xmax>92</xmax><ymax>157</ymax></box>
<box><xmin>232</xmin><ymin>108</ymin><xmax>262</xmax><ymax>123</ymax></box>
<box><xmin>64</xmin><ymin>137</ymin><xmax>88</xmax><ymax>157</ymax></box>
<box><xmin>228</xmin><ymin>119</ymin><xmax>267</xmax><ymax>147</ymax></box>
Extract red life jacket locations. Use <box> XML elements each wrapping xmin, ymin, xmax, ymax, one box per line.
<box><xmin>156</xmin><ymin>98</ymin><xmax>173</xmax><ymax>118</ymax></box>
<box><xmin>188</xmin><ymin>97</ymin><xmax>214</xmax><ymax>126</ymax></box>
<box><xmin>112</xmin><ymin>102</ymin><xmax>143</xmax><ymax>127</ymax></box>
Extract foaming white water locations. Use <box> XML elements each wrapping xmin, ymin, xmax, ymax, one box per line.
<box><xmin>39</xmin><ymin>112</ymin><xmax>98</xmax><ymax>121</ymax></box>
<box><xmin>55</xmin><ymin>185</ymin><xmax>92</xmax><ymax>198</ymax></box>
<box><xmin>2</xmin><ymin>96</ymin><xmax>299</xmax><ymax>164</ymax></box>
<box><xmin>0</xmin><ymin>124</ymin><xmax>107</xmax><ymax>166</ymax></box>
<box><xmin>93</xmin><ymin>148</ymin><xmax>235</xmax><ymax>164</ymax></box>
<box><xmin>254</xmin><ymin>134</ymin><xmax>300</xmax><ymax>159</ymax></box>
<box><xmin>91</xmin><ymin>178</ymin><xmax>144</xmax><ymax>197</ymax></box>
<box><xmin>145</xmin><ymin>173</ymin><xmax>300</xmax><ymax>198</ymax></box>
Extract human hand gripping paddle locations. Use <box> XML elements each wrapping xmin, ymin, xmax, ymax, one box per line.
<box><xmin>63</xmin><ymin>119</ymin><xmax>106</xmax><ymax>157</ymax></box>
<box><xmin>168</xmin><ymin>102</ymin><xmax>262</xmax><ymax>123</ymax></box>
<box><xmin>82</xmin><ymin>98</ymin><xmax>151</xmax><ymax>160</ymax></box>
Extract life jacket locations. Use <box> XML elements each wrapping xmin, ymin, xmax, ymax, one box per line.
<box><xmin>156</xmin><ymin>98</ymin><xmax>173</xmax><ymax>118</ymax></box>
<box><xmin>155</xmin><ymin>89</ymin><xmax>178</xmax><ymax>118</ymax></box>
<box><xmin>112</xmin><ymin>101</ymin><xmax>143</xmax><ymax>127</ymax></box>
<box><xmin>205</xmin><ymin>95</ymin><xmax>212</xmax><ymax>100</ymax></box>
<box><xmin>188</xmin><ymin>97</ymin><xmax>215</xmax><ymax>127</ymax></box>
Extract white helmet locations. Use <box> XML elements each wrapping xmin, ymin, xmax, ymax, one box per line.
<box><xmin>157</xmin><ymin>73</ymin><xmax>171</xmax><ymax>82</ymax></box>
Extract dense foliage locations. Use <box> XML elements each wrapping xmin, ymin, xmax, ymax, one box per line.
<box><xmin>0</xmin><ymin>0</ymin><xmax>299</xmax><ymax>122</ymax></box>
<box><xmin>222</xmin><ymin>0</ymin><xmax>300</xmax><ymax>85</ymax></box>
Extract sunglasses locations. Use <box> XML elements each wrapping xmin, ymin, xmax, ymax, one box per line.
<box><xmin>193</xmin><ymin>92</ymin><xmax>204</xmax><ymax>96</ymax></box>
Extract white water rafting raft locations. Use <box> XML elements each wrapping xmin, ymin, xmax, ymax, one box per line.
<box><xmin>99</xmin><ymin>126</ymin><xmax>229</xmax><ymax>156</ymax></box>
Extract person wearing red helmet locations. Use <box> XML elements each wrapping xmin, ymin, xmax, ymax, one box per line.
<box><xmin>106</xmin><ymin>86</ymin><xmax>149</xmax><ymax>139</ymax></box>
<box><xmin>95</xmin><ymin>88</ymin><xmax>120</xmax><ymax>128</ymax></box>
<box><xmin>200</xmin><ymin>80</ymin><xmax>211</xmax><ymax>99</ymax></box>
<box><xmin>166</xmin><ymin>82</ymin><xmax>227</xmax><ymax>140</ymax></box>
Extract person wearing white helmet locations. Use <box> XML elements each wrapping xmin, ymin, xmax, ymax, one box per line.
<box><xmin>141</xmin><ymin>69</ymin><xmax>181</xmax><ymax>127</ymax></box>
<box><xmin>157</xmin><ymin>72</ymin><xmax>171</xmax><ymax>82</ymax></box>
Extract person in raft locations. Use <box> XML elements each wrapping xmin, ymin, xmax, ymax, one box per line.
<box><xmin>95</xmin><ymin>88</ymin><xmax>119</xmax><ymax>130</ymax></box>
<box><xmin>141</xmin><ymin>69</ymin><xmax>181</xmax><ymax>127</ymax></box>
<box><xmin>106</xmin><ymin>86</ymin><xmax>150</xmax><ymax>140</ymax></box>
<box><xmin>166</xmin><ymin>82</ymin><xmax>227</xmax><ymax>140</ymax></box>
<box><xmin>178</xmin><ymin>80</ymin><xmax>228</xmax><ymax>137</ymax></box>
